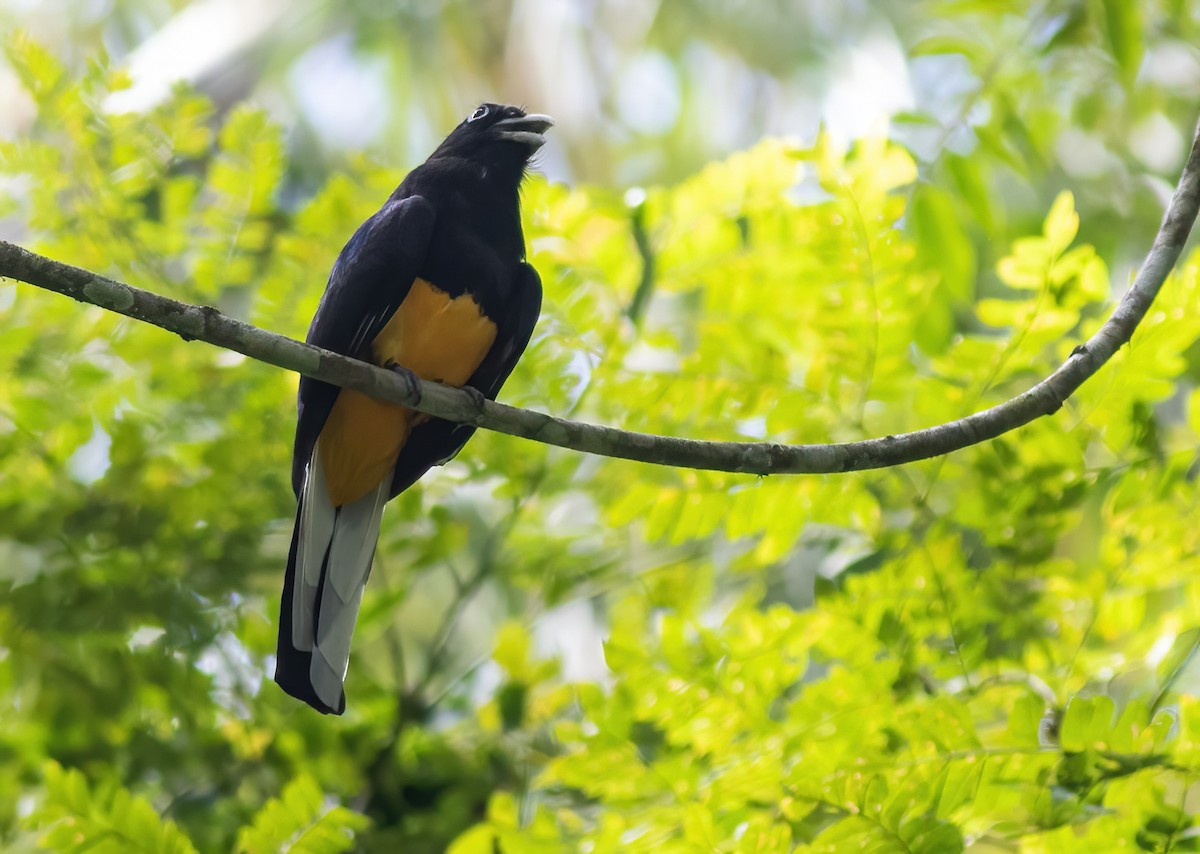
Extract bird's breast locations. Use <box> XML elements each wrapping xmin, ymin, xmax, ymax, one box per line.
<box><xmin>318</xmin><ymin>278</ymin><xmax>498</xmax><ymax>506</ymax></box>
<box><xmin>369</xmin><ymin>277</ymin><xmax>498</xmax><ymax>381</ymax></box>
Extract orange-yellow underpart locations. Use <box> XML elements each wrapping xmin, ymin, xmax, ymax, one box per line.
<box><xmin>318</xmin><ymin>278</ymin><xmax>498</xmax><ymax>506</ymax></box>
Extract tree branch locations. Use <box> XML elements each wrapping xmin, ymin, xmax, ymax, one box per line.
<box><xmin>2</xmin><ymin>119</ymin><xmax>1199</xmax><ymax>476</ymax></box>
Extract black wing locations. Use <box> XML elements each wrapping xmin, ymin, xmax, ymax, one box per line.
<box><xmin>389</xmin><ymin>261</ymin><xmax>543</xmax><ymax>497</ymax></box>
<box><xmin>292</xmin><ymin>196</ymin><xmax>437</xmax><ymax>496</ymax></box>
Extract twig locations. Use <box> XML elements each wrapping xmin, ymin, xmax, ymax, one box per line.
<box><xmin>1</xmin><ymin>117</ymin><xmax>1198</xmax><ymax>475</ymax></box>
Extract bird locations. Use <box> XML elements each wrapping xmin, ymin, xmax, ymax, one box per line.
<box><xmin>274</xmin><ymin>103</ymin><xmax>551</xmax><ymax>715</ymax></box>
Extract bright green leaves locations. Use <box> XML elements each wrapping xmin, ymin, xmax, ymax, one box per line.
<box><xmin>991</xmin><ymin>191</ymin><xmax>1092</xmax><ymax>296</ymax></box>
<box><xmin>480</xmin><ymin>621</ymin><xmax>562</xmax><ymax>731</ymax></box>
<box><xmin>1044</xmin><ymin>190</ymin><xmax>1081</xmax><ymax>257</ymax></box>
<box><xmin>446</xmin><ymin>792</ymin><xmax>564</xmax><ymax>854</ymax></box>
<box><xmin>492</xmin><ymin>620</ymin><xmax>534</xmax><ymax>679</ymax></box>
<box><xmin>0</xmin><ymin>30</ymin><xmax>283</xmax><ymax>303</ymax></box>
<box><xmin>235</xmin><ymin>776</ymin><xmax>368</xmax><ymax>854</ymax></box>
<box><xmin>28</xmin><ymin>765</ymin><xmax>367</xmax><ymax>854</ymax></box>
<box><xmin>1009</xmin><ymin>692</ymin><xmax>1051</xmax><ymax>747</ymax></box>
<box><xmin>1074</xmin><ymin>254</ymin><xmax>1200</xmax><ymax>452</ymax></box>
<box><xmin>6</xmin><ymin>27</ymin><xmax>1200</xmax><ymax>854</ymax></box>
<box><xmin>992</xmin><ymin>191</ymin><xmax>1076</xmax><ymax>295</ymax></box>
<box><xmin>1058</xmin><ymin>694</ymin><xmax>1172</xmax><ymax>754</ymax></box>
<box><xmin>810</xmin><ymin>786</ymin><xmax>965</xmax><ymax>854</ymax></box>
<box><xmin>30</xmin><ymin>763</ymin><xmax>198</xmax><ymax>854</ymax></box>
<box><xmin>974</xmin><ymin>191</ymin><xmax>1108</xmax><ymax>389</ymax></box>
<box><xmin>910</xmin><ymin>184</ymin><xmax>977</xmax><ymax>353</ymax></box>
<box><xmin>1099</xmin><ymin>0</ymin><xmax>1144</xmax><ymax>88</ymax></box>
<box><xmin>449</xmin><ymin>151</ymin><xmax>1200</xmax><ymax>848</ymax></box>
<box><xmin>526</xmin><ymin>600</ymin><xmax>813</xmax><ymax>847</ymax></box>
<box><xmin>193</xmin><ymin>107</ymin><xmax>287</xmax><ymax>300</ymax></box>
<box><xmin>587</xmin><ymin>135</ymin><xmax>928</xmax><ymax>567</ymax></box>
<box><xmin>4</xmin><ymin>31</ymin><xmax>65</xmax><ymax>99</ymax></box>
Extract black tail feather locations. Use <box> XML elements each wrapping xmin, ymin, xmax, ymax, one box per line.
<box><xmin>274</xmin><ymin>502</ymin><xmax>346</xmax><ymax>715</ymax></box>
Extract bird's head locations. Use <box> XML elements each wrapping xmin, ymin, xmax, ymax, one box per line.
<box><xmin>428</xmin><ymin>103</ymin><xmax>553</xmax><ymax>183</ymax></box>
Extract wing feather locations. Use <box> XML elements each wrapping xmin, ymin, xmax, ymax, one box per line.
<box><xmin>291</xmin><ymin>195</ymin><xmax>437</xmax><ymax>496</ymax></box>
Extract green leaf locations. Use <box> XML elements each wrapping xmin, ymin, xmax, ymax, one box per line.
<box><xmin>493</xmin><ymin>620</ymin><xmax>532</xmax><ymax>680</ymax></box>
<box><xmin>912</xmin><ymin>185</ymin><xmax>977</xmax><ymax>303</ymax></box>
<box><xmin>236</xmin><ymin>777</ymin><xmax>367</xmax><ymax>854</ymax></box>
<box><xmin>6</xmin><ymin>34</ymin><xmax>1200</xmax><ymax>854</ymax></box>
<box><xmin>30</xmin><ymin>763</ymin><xmax>199</xmax><ymax>854</ymax></box>
<box><xmin>446</xmin><ymin>825</ymin><xmax>496</xmax><ymax>854</ymax></box>
<box><xmin>1043</xmin><ymin>190</ymin><xmax>1079</xmax><ymax>256</ymax></box>
<box><xmin>1009</xmin><ymin>693</ymin><xmax>1047</xmax><ymax>746</ymax></box>
<box><xmin>1060</xmin><ymin>695</ymin><xmax>1116</xmax><ymax>752</ymax></box>
<box><xmin>909</xmin><ymin>35</ymin><xmax>988</xmax><ymax>66</ymax></box>
<box><xmin>1099</xmin><ymin>0</ymin><xmax>1143</xmax><ymax>86</ymax></box>
<box><xmin>3</xmin><ymin>31</ymin><xmax>65</xmax><ymax>97</ymax></box>
<box><xmin>1155</xmin><ymin>629</ymin><xmax>1200</xmax><ymax>701</ymax></box>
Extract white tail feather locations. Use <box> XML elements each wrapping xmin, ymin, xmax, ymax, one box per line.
<box><xmin>291</xmin><ymin>447</ymin><xmax>391</xmax><ymax>710</ymax></box>
<box><xmin>292</xmin><ymin>451</ymin><xmax>335</xmax><ymax>650</ymax></box>
<box><xmin>311</xmin><ymin>471</ymin><xmax>388</xmax><ymax>711</ymax></box>
<box><xmin>327</xmin><ymin>482</ymin><xmax>386</xmax><ymax>601</ymax></box>
<box><xmin>311</xmin><ymin>583</ymin><xmax>365</xmax><ymax>708</ymax></box>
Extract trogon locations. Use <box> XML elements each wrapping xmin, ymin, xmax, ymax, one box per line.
<box><xmin>274</xmin><ymin>104</ymin><xmax>552</xmax><ymax>715</ymax></box>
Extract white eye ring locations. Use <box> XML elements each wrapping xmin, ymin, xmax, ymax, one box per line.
<box><xmin>468</xmin><ymin>105</ymin><xmax>489</xmax><ymax>123</ymax></box>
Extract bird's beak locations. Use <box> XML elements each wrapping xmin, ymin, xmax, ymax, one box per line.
<box><xmin>493</xmin><ymin>113</ymin><xmax>554</xmax><ymax>149</ymax></box>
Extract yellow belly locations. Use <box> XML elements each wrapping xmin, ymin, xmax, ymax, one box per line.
<box><xmin>318</xmin><ymin>278</ymin><xmax>498</xmax><ymax>506</ymax></box>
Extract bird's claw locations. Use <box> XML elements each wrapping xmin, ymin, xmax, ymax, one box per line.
<box><xmin>460</xmin><ymin>384</ymin><xmax>487</xmax><ymax>415</ymax></box>
<box><xmin>385</xmin><ymin>361</ymin><xmax>422</xmax><ymax>406</ymax></box>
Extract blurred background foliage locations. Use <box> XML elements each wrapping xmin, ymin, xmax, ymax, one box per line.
<box><xmin>3</xmin><ymin>0</ymin><xmax>1200</xmax><ymax>851</ymax></box>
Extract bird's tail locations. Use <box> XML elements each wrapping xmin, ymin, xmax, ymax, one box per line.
<box><xmin>275</xmin><ymin>450</ymin><xmax>386</xmax><ymax>715</ymax></box>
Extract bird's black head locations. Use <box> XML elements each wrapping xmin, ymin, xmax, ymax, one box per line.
<box><xmin>427</xmin><ymin>103</ymin><xmax>553</xmax><ymax>184</ymax></box>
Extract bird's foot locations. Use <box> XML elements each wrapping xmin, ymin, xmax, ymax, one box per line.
<box><xmin>385</xmin><ymin>361</ymin><xmax>422</xmax><ymax>406</ymax></box>
<box><xmin>460</xmin><ymin>384</ymin><xmax>487</xmax><ymax>417</ymax></box>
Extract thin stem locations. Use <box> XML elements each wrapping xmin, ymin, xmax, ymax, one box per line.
<box><xmin>1</xmin><ymin>116</ymin><xmax>1198</xmax><ymax>476</ymax></box>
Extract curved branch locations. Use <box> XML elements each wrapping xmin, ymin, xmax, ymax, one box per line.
<box><xmin>2</xmin><ymin>119</ymin><xmax>1198</xmax><ymax>476</ymax></box>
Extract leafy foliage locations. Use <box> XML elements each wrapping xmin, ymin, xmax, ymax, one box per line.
<box><xmin>33</xmin><ymin>763</ymin><xmax>198</xmax><ymax>854</ymax></box>
<box><xmin>3</xmin><ymin>9</ymin><xmax>1200</xmax><ymax>851</ymax></box>
<box><xmin>235</xmin><ymin>776</ymin><xmax>368</xmax><ymax>854</ymax></box>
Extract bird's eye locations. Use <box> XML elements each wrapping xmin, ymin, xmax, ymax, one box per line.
<box><xmin>468</xmin><ymin>105</ymin><xmax>489</xmax><ymax>123</ymax></box>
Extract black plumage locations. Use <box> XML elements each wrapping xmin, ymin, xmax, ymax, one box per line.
<box><xmin>275</xmin><ymin>104</ymin><xmax>550</xmax><ymax>714</ymax></box>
